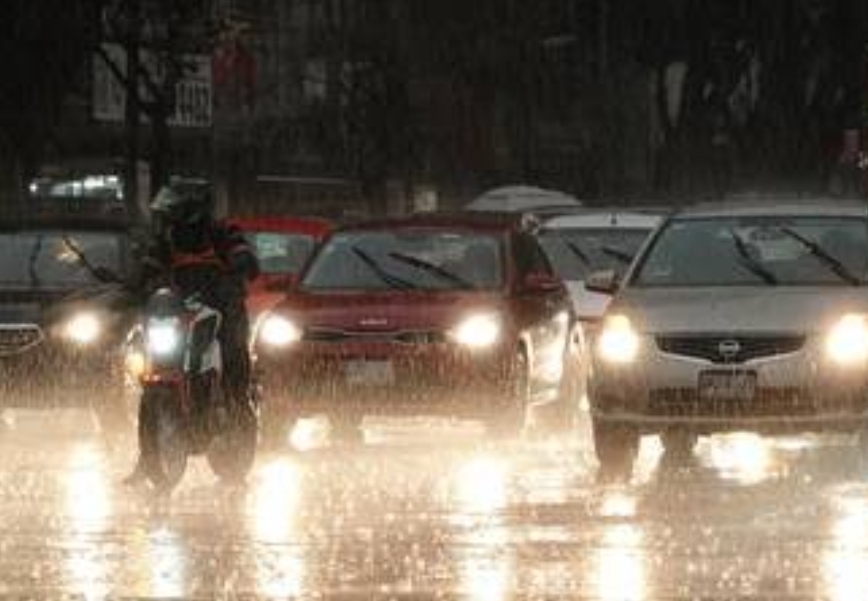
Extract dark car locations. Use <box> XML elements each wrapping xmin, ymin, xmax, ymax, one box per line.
<box><xmin>254</xmin><ymin>212</ymin><xmax>579</xmax><ymax>445</ymax></box>
<box><xmin>0</xmin><ymin>213</ymin><xmax>137</xmax><ymax>426</ymax></box>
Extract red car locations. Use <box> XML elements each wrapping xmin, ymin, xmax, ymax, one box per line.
<box><xmin>254</xmin><ymin>212</ymin><xmax>579</xmax><ymax>445</ymax></box>
<box><xmin>228</xmin><ymin>216</ymin><xmax>331</xmax><ymax>316</ymax></box>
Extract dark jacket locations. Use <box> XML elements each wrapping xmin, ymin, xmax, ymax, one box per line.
<box><xmin>141</xmin><ymin>220</ymin><xmax>259</xmax><ymax>312</ymax></box>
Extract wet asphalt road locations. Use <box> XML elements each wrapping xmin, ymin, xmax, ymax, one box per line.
<box><xmin>1</xmin><ymin>411</ymin><xmax>868</xmax><ymax>599</ymax></box>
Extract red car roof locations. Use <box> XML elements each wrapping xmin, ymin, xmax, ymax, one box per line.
<box><xmin>228</xmin><ymin>215</ymin><xmax>331</xmax><ymax>238</ymax></box>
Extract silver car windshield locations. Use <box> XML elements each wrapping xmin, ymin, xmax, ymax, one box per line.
<box><xmin>302</xmin><ymin>230</ymin><xmax>503</xmax><ymax>291</ymax></box>
<box><xmin>539</xmin><ymin>228</ymin><xmax>651</xmax><ymax>280</ymax></box>
<box><xmin>633</xmin><ymin>216</ymin><xmax>868</xmax><ymax>287</ymax></box>
<box><xmin>0</xmin><ymin>231</ymin><xmax>122</xmax><ymax>288</ymax></box>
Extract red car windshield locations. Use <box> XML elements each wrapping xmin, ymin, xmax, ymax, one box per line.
<box><xmin>245</xmin><ymin>231</ymin><xmax>316</xmax><ymax>275</ymax></box>
<box><xmin>302</xmin><ymin>230</ymin><xmax>504</xmax><ymax>292</ymax></box>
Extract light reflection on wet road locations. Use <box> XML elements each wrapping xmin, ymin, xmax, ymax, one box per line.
<box><xmin>1</xmin><ymin>411</ymin><xmax>868</xmax><ymax>599</ymax></box>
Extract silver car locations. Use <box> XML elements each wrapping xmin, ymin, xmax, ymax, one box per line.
<box><xmin>537</xmin><ymin>209</ymin><xmax>663</xmax><ymax>320</ymax></box>
<box><xmin>587</xmin><ymin>199</ymin><xmax>868</xmax><ymax>477</ymax></box>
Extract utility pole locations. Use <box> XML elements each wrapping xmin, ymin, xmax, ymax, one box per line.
<box><xmin>597</xmin><ymin>0</ymin><xmax>611</xmax><ymax>198</ymax></box>
<box><xmin>598</xmin><ymin>0</ymin><xmax>609</xmax><ymax>78</ymax></box>
<box><xmin>123</xmin><ymin>0</ymin><xmax>142</xmax><ymax>216</ymax></box>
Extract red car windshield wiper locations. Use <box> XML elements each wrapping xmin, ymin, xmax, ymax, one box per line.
<box><xmin>351</xmin><ymin>246</ymin><xmax>417</xmax><ymax>290</ymax></box>
<box><xmin>387</xmin><ymin>252</ymin><xmax>474</xmax><ymax>290</ymax></box>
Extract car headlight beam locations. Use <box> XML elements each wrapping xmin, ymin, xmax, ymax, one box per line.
<box><xmin>826</xmin><ymin>314</ymin><xmax>868</xmax><ymax>366</ymax></box>
<box><xmin>597</xmin><ymin>314</ymin><xmax>640</xmax><ymax>364</ymax></box>
<box><xmin>451</xmin><ymin>313</ymin><xmax>502</xmax><ymax>349</ymax></box>
<box><xmin>259</xmin><ymin>314</ymin><xmax>302</xmax><ymax>348</ymax></box>
<box><xmin>64</xmin><ymin>312</ymin><xmax>103</xmax><ymax>346</ymax></box>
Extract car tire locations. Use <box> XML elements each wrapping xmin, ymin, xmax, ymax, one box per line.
<box><xmin>488</xmin><ymin>348</ymin><xmax>530</xmax><ymax>439</ymax></box>
<box><xmin>660</xmin><ymin>429</ymin><xmax>698</xmax><ymax>466</ymax></box>
<box><xmin>592</xmin><ymin>418</ymin><xmax>639</xmax><ymax>482</ymax></box>
<box><xmin>550</xmin><ymin>356</ymin><xmax>583</xmax><ymax>433</ymax></box>
<box><xmin>260</xmin><ymin>403</ymin><xmax>296</xmax><ymax>450</ymax></box>
<box><xmin>330</xmin><ymin>412</ymin><xmax>364</xmax><ymax>447</ymax></box>
<box><xmin>856</xmin><ymin>427</ymin><xmax>868</xmax><ymax>471</ymax></box>
<box><xmin>207</xmin><ymin>399</ymin><xmax>258</xmax><ymax>484</ymax></box>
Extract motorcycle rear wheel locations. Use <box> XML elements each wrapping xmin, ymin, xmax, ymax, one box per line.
<box><xmin>139</xmin><ymin>387</ymin><xmax>188</xmax><ymax>492</ymax></box>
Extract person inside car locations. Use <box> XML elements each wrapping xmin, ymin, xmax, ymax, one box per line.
<box><xmin>125</xmin><ymin>179</ymin><xmax>259</xmax><ymax>484</ymax></box>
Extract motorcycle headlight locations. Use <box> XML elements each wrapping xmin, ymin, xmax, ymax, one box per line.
<box><xmin>597</xmin><ymin>314</ymin><xmax>640</xmax><ymax>364</ymax></box>
<box><xmin>450</xmin><ymin>313</ymin><xmax>502</xmax><ymax>349</ymax></box>
<box><xmin>124</xmin><ymin>348</ymin><xmax>147</xmax><ymax>379</ymax></box>
<box><xmin>826</xmin><ymin>314</ymin><xmax>868</xmax><ymax>366</ymax></box>
<box><xmin>259</xmin><ymin>314</ymin><xmax>302</xmax><ymax>348</ymax></box>
<box><xmin>63</xmin><ymin>312</ymin><xmax>103</xmax><ymax>346</ymax></box>
<box><xmin>147</xmin><ymin>319</ymin><xmax>182</xmax><ymax>356</ymax></box>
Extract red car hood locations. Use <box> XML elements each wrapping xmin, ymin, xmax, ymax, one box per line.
<box><xmin>277</xmin><ymin>291</ymin><xmax>506</xmax><ymax>331</ymax></box>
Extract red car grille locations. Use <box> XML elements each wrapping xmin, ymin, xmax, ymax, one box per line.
<box><xmin>303</xmin><ymin>327</ymin><xmax>446</xmax><ymax>345</ymax></box>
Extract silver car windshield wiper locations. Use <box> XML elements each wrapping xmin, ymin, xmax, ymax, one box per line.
<box><xmin>351</xmin><ymin>246</ymin><xmax>417</xmax><ymax>290</ymax></box>
<box><xmin>778</xmin><ymin>227</ymin><xmax>862</xmax><ymax>286</ymax></box>
<box><xmin>728</xmin><ymin>230</ymin><xmax>778</xmax><ymax>285</ymax></box>
<box><xmin>28</xmin><ymin>235</ymin><xmax>44</xmax><ymax>288</ymax></box>
<box><xmin>564</xmin><ymin>240</ymin><xmax>591</xmax><ymax>267</ymax></box>
<box><xmin>61</xmin><ymin>236</ymin><xmax>120</xmax><ymax>284</ymax></box>
<box><xmin>599</xmin><ymin>245</ymin><xmax>634</xmax><ymax>265</ymax></box>
<box><xmin>387</xmin><ymin>252</ymin><xmax>474</xmax><ymax>290</ymax></box>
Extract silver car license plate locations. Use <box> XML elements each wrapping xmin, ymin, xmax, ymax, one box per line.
<box><xmin>345</xmin><ymin>360</ymin><xmax>395</xmax><ymax>387</ymax></box>
<box><xmin>698</xmin><ymin>370</ymin><xmax>757</xmax><ymax>402</ymax></box>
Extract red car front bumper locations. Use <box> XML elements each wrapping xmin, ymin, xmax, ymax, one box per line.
<box><xmin>256</xmin><ymin>340</ymin><xmax>516</xmax><ymax>419</ymax></box>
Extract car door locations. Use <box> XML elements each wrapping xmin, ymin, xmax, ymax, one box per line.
<box><xmin>511</xmin><ymin>232</ymin><xmax>571</xmax><ymax>388</ymax></box>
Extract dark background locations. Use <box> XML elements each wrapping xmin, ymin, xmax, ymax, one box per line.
<box><xmin>1</xmin><ymin>0</ymin><xmax>867</xmax><ymax>215</ymax></box>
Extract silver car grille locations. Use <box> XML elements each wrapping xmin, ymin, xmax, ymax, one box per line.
<box><xmin>656</xmin><ymin>334</ymin><xmax>806</xmax><ymax>364</ymax></box>
<box><xmin>0</xmin><ymin>325</ymin><xmax>44</xmax><ymax>356</ymax></box>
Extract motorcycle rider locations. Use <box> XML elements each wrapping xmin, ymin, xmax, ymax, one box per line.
<box><xmin>125</xmin><ymin>179</ymin><xmax>259</xmax><ymax>484</ymax></box>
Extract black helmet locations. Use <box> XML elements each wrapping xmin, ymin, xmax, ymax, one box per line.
<box><xmin>150</xmin><ymin>179</ymin><xmax>214</xmax><ymax>226</ymax></box>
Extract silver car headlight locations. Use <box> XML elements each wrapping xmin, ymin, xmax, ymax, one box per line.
<box><xmin>597</xmin><ymin>314</ymin><xmax>641</xmax><ymax>364</ymax></box>
<box><xmin>63</xmin><ymin>312</ymin><xmax>103</xmax><ymax>346</ymax></box>
<box><xmin>259</xmin><ymin>314</ymin><xmax>303</xmax><ymax>348</ymax></box>
<box><xmin>450</xmin><ymin>313</ymin><xmax>502</xmax><ymax>350</ymax></box>
<box><xmin>147</xmin><ymin>318</ymin><xmax>182</xmax><ymax>357</ymax></box>
<box><xmin>826</xmin><ymin>314</ymin><xmax>868</xmax><ymax>366</ymax></box>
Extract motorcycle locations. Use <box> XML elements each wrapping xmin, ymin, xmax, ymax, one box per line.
<box><xmin>126</xmin><ymin>287</ymin><xmax>257</xmax><ymax>491</ymax></box>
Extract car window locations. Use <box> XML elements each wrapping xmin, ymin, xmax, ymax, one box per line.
<box><xmin>302</xmin><ymin>230</ymin><xmax>504</xmax><ymax>291</ymax></box>
<box><xmin>633</xmin><ymin>216</ymin><xmax>868</xmax><ymax>287</ymax></box>
<box><xmin>246</xmin><ymin>232</ymin><xmax>315</xmax><ymax>275</ymax></box>
<box><xmin>513</xmin><ymin>232</ymin><xmax>553</xmax><ymax>277</ymax></box>
<box><xmin>539</xmin><ymin>228</ymin><xmax>651</xmax><ymax>280</ymax></box>
<box><xmin>0</xmin><ymin>231</ymin><xmax>123</xmax><ymax>288</ymax></box>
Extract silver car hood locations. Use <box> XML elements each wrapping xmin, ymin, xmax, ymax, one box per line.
<box><xmin>612</xmin><ymin>287</ymin><xmax>868</xmax><ymax>335</ymax></box>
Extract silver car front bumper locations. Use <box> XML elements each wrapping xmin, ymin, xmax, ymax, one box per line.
<box><xmin>589</xmin><ymin>335</ymin><xmax>868</xmax><ymax>435</ymax></box>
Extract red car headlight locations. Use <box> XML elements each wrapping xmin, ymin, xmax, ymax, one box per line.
<box><xmin>449</xmin><ymin>313</ymin><xmax>502</xmax><ymax>350</ymax></box>
<box><xmin>259</xmin><ymin>314</ymin><xmax>303</xmax><ymax>348</ymax></box>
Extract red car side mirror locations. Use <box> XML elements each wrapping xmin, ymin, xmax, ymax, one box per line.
<box><xmin>524</xmin><ymin>272</ymin><xmax>563</xmax><ymax>293</ymax></box>
<box><xmin>263</xmin><ymin>273</ymin><xmax>299</xmax><ymax>292</ymax></box>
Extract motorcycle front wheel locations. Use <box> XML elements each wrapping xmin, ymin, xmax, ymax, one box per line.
<box><xmin>139</xmin><ymin>387</ymin><xmax>188</xmax><ymax>492</ymax></box>
<box><xmin>207</xmin><ymin>399</ymin><xmax>258</xmax><ymax>484</ymax></box>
